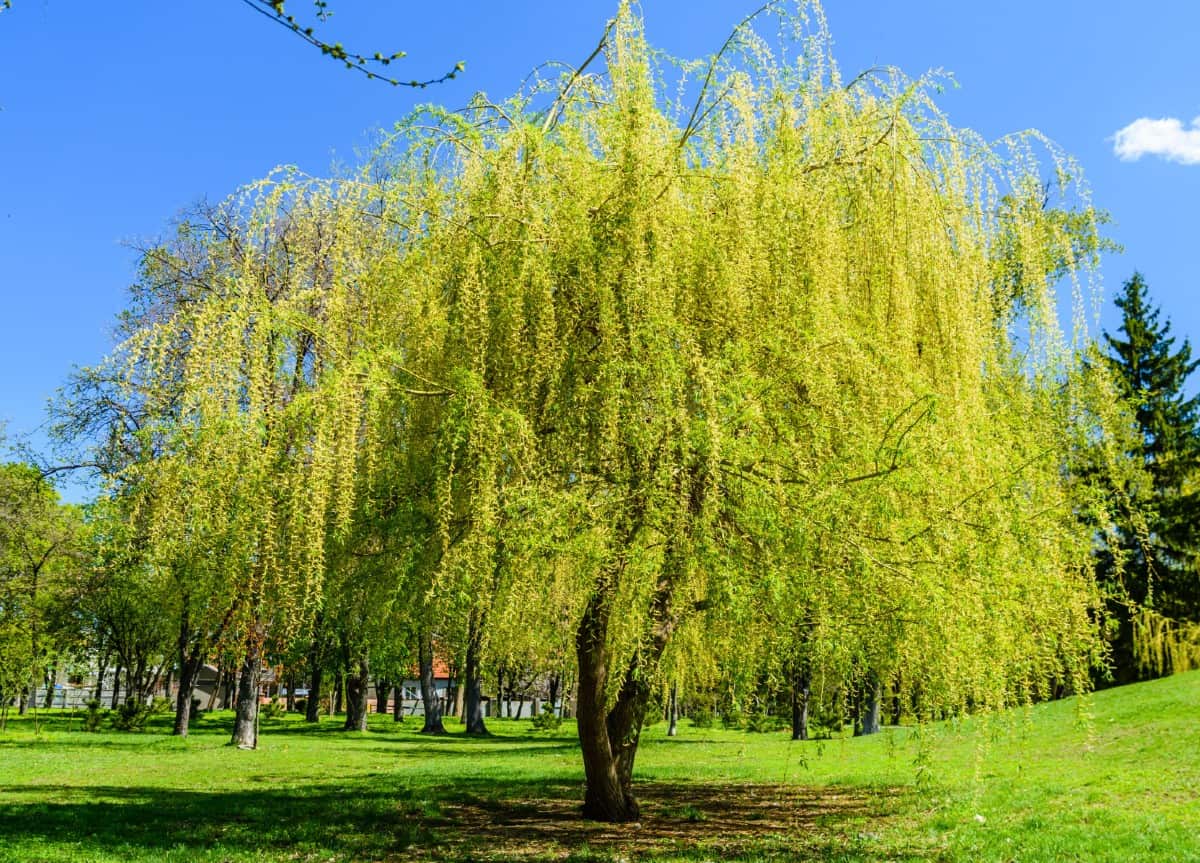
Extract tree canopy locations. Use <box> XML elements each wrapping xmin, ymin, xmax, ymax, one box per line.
<box><xmin>45</xmin><ymin>0</ymin><xmax>1129</xmax><ymax>820</ymax></box>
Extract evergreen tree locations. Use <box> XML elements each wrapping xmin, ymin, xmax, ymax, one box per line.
<box><xmin>1102</xmin><ymin>272</ymin><xmax>1200</xmax><ymax>677</ymax></box>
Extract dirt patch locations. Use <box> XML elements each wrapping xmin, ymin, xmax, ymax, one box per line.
<box><xmin>412</xmin><ymin>781</ymin><xmax>900</xmax><ymax>861</ymax></box>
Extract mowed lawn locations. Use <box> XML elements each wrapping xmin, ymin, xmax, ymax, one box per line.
<box><xmin>1</xmin><ymin>671</ymin><xmax>1198</xmax><ymax>862</ymax></box>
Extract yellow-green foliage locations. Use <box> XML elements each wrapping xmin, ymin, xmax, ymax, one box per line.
<box><xmin>112</xmin><ymin>2</ymin><xmax>1121</xmax><ymax>717</ymax></box>
<box><xmin>1134</xmin><ymin>607</ymin><xmax>1200</xmax><ymax>677</ymax></box>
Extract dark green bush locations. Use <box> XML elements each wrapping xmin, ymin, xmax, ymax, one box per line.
<box><xmin>112</xmin><ymin>697</ymin><xmax>151</xmax><ymax>731</ymax></box>
<box><xmin>82</xmin><ymin>698</ymin><xmax>106</xmax><ymax>732</ymax></box>
<box><xmin>529</xmin><ymin>702</ymin><xmax>562</xmax><ymax>732</ymax></box>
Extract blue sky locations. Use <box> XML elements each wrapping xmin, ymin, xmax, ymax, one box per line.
<box><xmin>1</xmin><ymin>2</ymin><xmax>1198</xmax><ymax>500</ymax></box>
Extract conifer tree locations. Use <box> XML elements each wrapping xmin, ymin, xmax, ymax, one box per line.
<box><xmin>1102</xmin><ymin>272</ymin><xmax>1200</xmax><ymax>677</ymax></box>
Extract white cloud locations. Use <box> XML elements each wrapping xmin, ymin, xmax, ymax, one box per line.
<box><xmin>1112</xmin><ymin>115</ymin><xmax>1200</xmax><ymax>165</ymax></box>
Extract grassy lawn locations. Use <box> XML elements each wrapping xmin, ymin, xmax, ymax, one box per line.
<box><xmin>1</xmin><ymin>671</ymin><xmax>1197</xmax><ymax>862</ymax></box>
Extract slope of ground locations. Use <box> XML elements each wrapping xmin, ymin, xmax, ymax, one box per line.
<box><xmin>1</xmin><ymin>671</ymin><xmax>1197</xmax><ymax>862</ymax></box>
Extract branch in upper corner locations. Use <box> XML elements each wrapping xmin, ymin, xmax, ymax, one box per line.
<box><xmin>240</xmin><ymin>0</ymin><xmax>465</xmax><ymax>88</ymax></box>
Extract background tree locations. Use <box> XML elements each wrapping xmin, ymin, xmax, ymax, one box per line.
<box><xmin>0</xmin><ymin>463</ymin><xmax>86</xmax><ymax>717</ymax></box>
<box><xmin>1100</xmin><ymin>272</ymin><xmax>1200</xmax><ymax>679</ymax></box>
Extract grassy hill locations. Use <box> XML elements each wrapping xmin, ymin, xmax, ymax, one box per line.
<box><xmin>1</xmin><ymin>670</ymin><xmax>1197</xmax><ymax>862</ymax></box>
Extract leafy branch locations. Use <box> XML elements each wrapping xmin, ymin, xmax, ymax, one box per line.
<box><xmin>239</xmin><ymin>0</ymin><xmax>464</xmax><ymax>87</ymax></box>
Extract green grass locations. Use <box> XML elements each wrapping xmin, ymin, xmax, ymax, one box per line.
<box><xmin>1</xmin><ymin>671</ymin><xmax>1198</xmax><ymax>862</ymax></box>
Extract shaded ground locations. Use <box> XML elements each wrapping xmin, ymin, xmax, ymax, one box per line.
<box><xmin>423</xmin><ymin>781</ymin><xmax>899</xmax><ymax>861</ymax></box>
<box><xmin>0</xmin><ymin>774</ymin><xmax>906</xmax><ymax>862</ymax></box>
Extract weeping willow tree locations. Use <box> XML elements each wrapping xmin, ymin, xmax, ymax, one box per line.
<box><xmin>103</xmin><ymin>0</ymin><xmax>1123</xmax><ymax>822</ymax></box>
<box><xmin>364</xmin><ymin>3</ymin><xmax>1119</xmax><ymax>820</ymax></box>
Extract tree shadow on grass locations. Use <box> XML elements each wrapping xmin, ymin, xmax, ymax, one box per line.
<box><xmin>0</xmin><ymin>772</ymin><xmax>921</xmax><ymax>862</ymax></box>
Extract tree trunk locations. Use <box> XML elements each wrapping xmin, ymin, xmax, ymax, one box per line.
<box><xmin>285</xmin><ymin>672</ymin><xmax>297</xmax><ymax>713</ymax></box>
<box><xmin>173</xmin><ymin>611</ymin><xmax>204</xmax><ymax>737</ymax></box>
<box><xmin>230</xmin><ymin>636</ymin><xmax>262</xmax><ymax>749</ymax></box>
<box><xmin>575</xmin><ymin>593</ymin><xmax>643</xmax><ymax>822</ymax></box>
<box><xmin>418</xmin><ymin>631</ymin><xmax>445</xmax><ymax>734</ymax></box>
<box><xmin>42</xmin><ymin>664</ymin><xmax>57</xmax><ymax>709</ymax></box>
<box><xmin>304</xmin><ymin>614</ymin><xmax>324</xmax><ymax>722</ymax></box>
<box><xmin>375</xmin><ymin>678</ymin><xmax>389</xmax><ymax>718</ymax></box>
<box><xmin>667</xmin><ymin>681</ymin><xmax>678</xmax><ymax>737</ymax></box>
<box><xmin>333</xmin><ymin>672</ymin><xmax>344</xmax><ymax>715</ymax></box>
<box><xmin>463</xmin><ymin>613</ymin><xmax>488</xmax><ymax>735</ymax></box>
<box><xmin>855</xmin><ymin>674</ymin><xmax>882</xmax><ymax>737</ymax></box>
<box><xmin>343</xmin><ymin>655</ymin><xmax>369</xmax><ymax>732</ymax></box>
<box><xmin>110</xmin><ymin>664</ymin><xmax>122</xmax><ymax>709</ymax></box>
<box><xmin>93</xmin><ymin>650</ymin><xmax>109</xmax><ymax>701</ymax></box>
<box><xmin>791</xmin><ymin>670</ymin><xmax>810</xmax><ymax>741</ymax></box>
<box><xmin>392</xmin><ymin>684</ymin><xmax>404</xmax><ymax>722</ymax></box>
<box><xmin>548</xmin><ymin>673</ymin><xmax>560</xmax><ymax>714</ymax></box>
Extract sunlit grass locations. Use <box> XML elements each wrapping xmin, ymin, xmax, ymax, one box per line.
<box><xmin>1</xmin><ymin>671</ymin><xmax>1197</xmax><ymax>861</ymax></box>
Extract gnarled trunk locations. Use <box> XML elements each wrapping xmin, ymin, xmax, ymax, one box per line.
<box><xmin>418</xmin><ymin>630</ymin><xmax>445</xmax><ymax>734</ymax></box>
<box><xmin>575</xmin><ymin>593</ymin><xmax>646</xmax><ymax>822</ymax></box>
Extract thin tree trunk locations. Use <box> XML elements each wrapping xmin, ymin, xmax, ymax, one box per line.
<box><xmin>93</xmin><ymin>650</ymin><xmax>109</xmax><ymax>701</ymax></box>
<box><xmin>42</xmin><ymin>664</ymin><xmax>57</xmax><ymax>709</ymax></box>
<box><xmin>392</xmin><ymin>684</ymin><xmax>404</xmax><ymax>722</ymax></box>
<box><xmin>791</xmin><ymin>669</ymin><xmax>810</xmax><ymax>741</ymax></box>
<box><xmin>343</xmin><ymin>654</ymin><xmax>369</xmax><ymax>732</ymax></box>
<box><xmin>375</xmin><ymin>678</ymin><xmax>389</xmax><ymax>718</ymax></box>
<box><xmin>173</xmin><ymin>608</ymin><xmax>204</xmax><ymax>737</ymax></box>
<box><xmin>285</xmin><ymin>672</ymin><xmax>297</xmax><ymax>713</ymax></box>
<box><xmin>418</xmin><ymin>630</ymin><xmax>445</xmax><ymax>734</ymax></box>
<box><xmin>110</xmin><ymin>664</ymin><xmax>122</xmax><ymax>709</ymax></box>
<box><xmin>463</xmin><ymin>612</ymin><xmax>488</xmax><ymax>735</ymax></box>
<box><xmin>230</xmin><ymin>635</ymin><xmax>262</xmax><ymax>749</ymax></box>
<box><xmin>667</xmin><ymin>681</ymin><xmax>678</xmax><ymax>737</ymax></box>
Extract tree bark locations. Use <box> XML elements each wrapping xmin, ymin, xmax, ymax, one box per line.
<box><xmin>791</xmin><ymin>670</ymin><xmax>810</xmax><ymax>741</ymax></box>
<box><xmin>93</xmin><ymin>650</ymin><xmax>109</xmax><ymax>701</ymax></box>
<box><xmin>42</xmin><ymin>664</ymin><xmax>57</xmax><ymax>709</ymax></box>
<box><xmin>374</xmin><ymin>677</ymin><xmax>389</xmax><ymax>718</ymax></box>
<box><xmin>667</xmin><ymin>681</ymin><xmax>678</xmax><ymax>737</ymax></box>
<box><xmin>854</xmin><ymin>674</ymin><xmax>882</xmax><ymax>737</ymax></box>
<box><xmin>392</xmin><ymin>684</ymin><xmax>404</xmax><ymax>722</ymax></box>
<box><xmin>110</xmin><ymin>664</ymin><xmax>122</xmax><ymax>709</ymax></box>
<box><xmin>575</xmin><ymin>593</ymin><xmax>643</xmax><ymax>822</ymax></box>
<box><xmin>285</xmin><ymin>671</ymin><xmax>297</xmax><ymax>713</ymax></box>
<box><xmin>463</xmin><ymin>613</ymin><xmax>488</xmax><ymax>735</ymax></box>
<box><xmin>173</xmin><ymin>611</ymin><xmax>204</xmax><ymax>737</ymax></box>
<box><xmin>230</xmin><ymin>636</ymin><xmax>262</xmax><ymax>749</ymax></box>
<box><xmin>418</xmin><ymin>630</ymin><xmax>445</xmax><ymax>734</ymax></box>
<box><xmin>343</xmin><ymin>654</ymin><xmax>369</xmax><ymax>732</ymax></box>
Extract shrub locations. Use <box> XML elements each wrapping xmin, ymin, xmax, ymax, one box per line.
<box><xmin>261</xmin><ymin>697</ymin><xmax>286</xmax><ymax>721</ymax></box>
<box><xmin>149</xmin><ymin>696</ymin><xmax>172</xmax><ymax>715</ymax></box>
<box><xmin>688</xmin><ymin>706</ymin><xmax>714</xmax><ymax>729</ymax></box>
<box><xmin>293</xmin><ymin>697</ymin><xmax>307</xmax><ymax>715</ymax></box>
<box><xmin>529</xmin><ymin>702</ymin><xmax>562</xmax><ymax>732</ymax></box>
<box><xmin>112</xmin><ymin>697</ymin><xmax>151</xmax><ymax>731</ymax></box>
<box><xmin>82</xmin><ymin>698</ymin><xmax>106</xmax><ymax>732</ymax></box>
<box><xmin>746</xmin><ymin>711</ymin><xmax>783</xmax><ymax>733</ymax></box>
